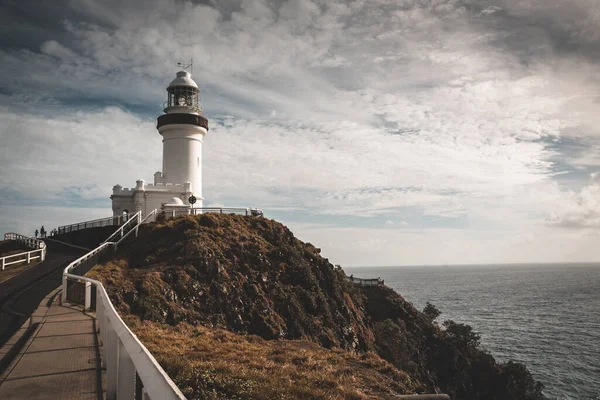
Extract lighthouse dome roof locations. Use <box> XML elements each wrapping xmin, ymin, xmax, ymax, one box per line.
<box><xmin>167</xmin><ymin>197</ymin><xmax>185</xmax><ymax>205</ymax></box>
<box><xmin>168</xmin><ymin>71</ymin><xmax>198</xmax><ymax>89</ymax></box>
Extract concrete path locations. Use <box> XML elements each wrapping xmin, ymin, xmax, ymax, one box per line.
<box><xmin>0</xmin><ymin>287</ymin><xmax>105</xmax><ymax>399</ymax></box>
<box><xmin>0</xmin><ymin>250</ymin><xmax>85</xmax><ymax>346</ymax></box>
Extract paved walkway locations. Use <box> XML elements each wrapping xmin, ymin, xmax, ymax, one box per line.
<box><xmin>0</xmin><ymin>251</ymin><xmax>84</xmax><ymax>345</ymax></box>
<box><xmin>0</xmin><ymin>287</ymin><xmax>105</xmax><ymax>399</ymax></box>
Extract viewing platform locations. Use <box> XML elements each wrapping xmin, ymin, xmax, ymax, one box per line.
<box><xmin>346</xmin><ymin>275</ymin><xmax>385</xmax><ymax>286</ymax></box>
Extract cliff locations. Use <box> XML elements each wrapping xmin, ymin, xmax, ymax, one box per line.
<box><xmin>89</xmin><ymin>214</ymin><xmax>545</xmax><ymax>400</ymax></box>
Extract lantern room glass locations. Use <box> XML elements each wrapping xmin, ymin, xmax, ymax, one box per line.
<box><xmin>167</xmin><ymin>86</ymin><xmax>200</xmax><ymax>110</ymax></box>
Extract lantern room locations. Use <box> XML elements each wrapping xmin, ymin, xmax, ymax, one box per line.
<box><xmin>165</xmin><ymin>70</ymin><xmax>201</xmax><ymax>114</ymax></box>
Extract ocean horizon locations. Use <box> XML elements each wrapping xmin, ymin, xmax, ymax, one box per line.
<box><xmin>346</xmin><ymin>263</ymin><xmax>600</xmax><ymax>400</ymax></box>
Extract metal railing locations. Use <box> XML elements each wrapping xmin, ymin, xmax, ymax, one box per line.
<box><xmin>57</xmin><ymin>214</ymin><xmax>133</xmax><ymax>235</ymax></box>
<box><xmin>161</xmin><ymin>207</ymin><xmax>263</xmax><ymax>219</ymax></box>
<box><xmin>346</xmin><ymin>275</ymin><xmax>385</xmax><ymax>286</ymax></box>
<box><xmin>57</xmin><ymin>207</ymin><xmax>263</xmax><ymax>237</ymax></box>
<box><xmin>137</xmin><ymin>209</ymin><xmax>158</xmax><ymax>225</ymax></box>
<box><xmin>101</xmin><ymin>211</ymin><xmax>142</xmax><ymax>245</ymax></box>
<box><xmin>62</xmin><ymin>219</ymin><xmax>185</xmax><ymax>399</ymax></box>
<box><xmin>1</xmin><ymin>233</ymin><xmax>46</xmax><ymax>270</ymax></box>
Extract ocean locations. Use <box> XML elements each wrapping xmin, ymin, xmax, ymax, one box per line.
<box><xmin>346</xmin><ymin>264</ymin><xmax>600</xmax><ymax>400</ymax></box>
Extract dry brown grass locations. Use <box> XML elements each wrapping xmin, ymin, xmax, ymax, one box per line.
<box><xmin>125</xmin><ymin>317</ymin><xmax>416</xmax><ymax>400</ymax></box>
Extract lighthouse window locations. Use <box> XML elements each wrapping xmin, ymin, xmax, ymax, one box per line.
<box><xmin>168</xmin><ymin>86</ymin><xmax>199</xmax><ymax>108</ymax></box>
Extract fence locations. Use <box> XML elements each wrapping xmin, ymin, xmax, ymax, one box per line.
<box><xmin>101</xmin><ymin>211</ymin><xmax>142</xmax><ymax>246</ymax></box>
<box><xmin>57</xmin><ymin>208</ymin><xmax>264</xmax><ymax>234</ymax></box>
<box><xmin>158</xmin><ymin>207</ymin><xmax>264</xmax><ymax>220</ymax></box>
<box><xmin>57</xmin><ymin>214</ymin><xmax>133</xmax><ymax>235</ymax></box>
<box><xmin>346</xmin><ymin>275</ymin><xmax>384</xmax><ymax>286</ymax></box>
<box><xmin>62</xmin><ymin>218</ymin><xmax>185</xmax><ymax>399</ymax></box>
<box><xmin>1</xmin><ymin>233</ymin><xmax>46</xmax><ymax>270</ymax></box>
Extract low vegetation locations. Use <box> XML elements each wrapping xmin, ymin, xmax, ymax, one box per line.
<box><xmin>126</xmin><ymin>316</ymin><xmax>415</xmax><ymax>399</ymax></box>
<box><xmin>90</xmin><ymin>214</ymin><xmax>546</xmax><ymax>400</ymax></box>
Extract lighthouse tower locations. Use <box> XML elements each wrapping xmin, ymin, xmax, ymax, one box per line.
<box><xmin>110</xmin><ymin>70</ymin><xmax>209</xmax><ymax>216</ymax></box>
<box><xmin>157</xmin><ymin>70</ymin><xmax>209</xmax><ymax>205</ymax></box>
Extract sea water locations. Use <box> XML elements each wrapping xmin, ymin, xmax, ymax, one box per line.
<box><xmin>346</xmin><ymin>264</ymin><xmax>600</xmax><ymax>400</ymax></box>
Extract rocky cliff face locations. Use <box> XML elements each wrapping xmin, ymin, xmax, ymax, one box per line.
<box><xmin>90</xmin><ymin>214</ymin><xmax>545</xmax><ymax>400</ymax></box>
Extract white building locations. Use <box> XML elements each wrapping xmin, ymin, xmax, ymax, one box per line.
<box><xmin>111</xmin><ymin>70</ymin><xmax>209</xmax><ymax>217</ymax></box>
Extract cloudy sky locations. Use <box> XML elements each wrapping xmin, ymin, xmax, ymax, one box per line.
<box><xmin>1</xmin><ymin>0</ymin><xmax>599</xmax><ymax>266</ymax></box>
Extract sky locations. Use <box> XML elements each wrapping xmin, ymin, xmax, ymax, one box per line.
<box><xmin>0</xmin><ymin>0</ymin><xmax>599</xmax><ymax>266</ymax></box>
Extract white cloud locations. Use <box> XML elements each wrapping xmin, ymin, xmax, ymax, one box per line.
<box><xmin>1</xmin><ymin>205</ymin><xmax>111</xmax><ymax>238</ymax></box>
<box><xmin>547</xmin><ymin>172</ymin><xmax>600</xmax><ymax>229</ymax></box>
<box><xmin>0</xmin><ymin>106</ymin><xmax>160</xmax><ymax>200</ymax></box>
<box><xmin>287</xmin><ymin>221</ymin><xmax>600</xmax><ymax>267</ymax></box>
<box><xmin>1</xmin><ymin>0</ymin><xmax>599</xmax><ymax>264</ymax></box>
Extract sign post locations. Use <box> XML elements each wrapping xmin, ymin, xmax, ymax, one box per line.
<box><xmin>188</xmin><ymin>195</ymin><xmax>197</xmax><ymax>215</ymax></box>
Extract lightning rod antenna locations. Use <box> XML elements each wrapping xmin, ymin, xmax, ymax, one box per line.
<box><xmin>177</xmin><ymin>59</ymin><xmax>193</xmax><ymax>73</ymax></box>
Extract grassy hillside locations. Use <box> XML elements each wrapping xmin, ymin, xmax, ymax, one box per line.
<box><xmin>89</xmin><ymin>214</ymin><xmax>545</xmax><ymax>400</ymax></box>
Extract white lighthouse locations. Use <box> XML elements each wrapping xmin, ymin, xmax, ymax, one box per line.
<box><xmin>110</xmin><ymin>70</ymin><xmax>209</xmax><ymax>216</ymax></box>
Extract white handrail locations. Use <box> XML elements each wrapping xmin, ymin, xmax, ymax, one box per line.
<box><xmin>112</xmin><ymin>210</ymin><xmax>156</xmax><ymax>251</ymax></box>
<box><xmin>346</xmin><ymin>275</ymin><xmax>384</xmax><ymax>286</ymax></box>
<box><xmin>57</xmin><ymin>214</ymin><xmax>130</xmax><ymax>235</ymax></box>
<box><xmin>62</xmin><ymin>218</ymin><xmax>185</xmax><ymax>399</ymax></box>
<box><xmin>140</xmin><ymin>209</ymin><xmax>158</xmax><ymax>224</ymax></box>
<box><xmin>102</xmin><ymin>211</ymin><xmax>142</xmax><ymax>245</ymax></box>
<box><xmin>3</xmin><ymin>232</ymin><xmax>46</xmax><ymax>249</ymax></box>
<box><xmin>2</xmin><ymin>233</ymin><xmax>46</xmax><ymax>270</ymax></box>
<box><xmin>192</xmin><ymin>207</ymin><xmax>263</xmax><ymax>215</ymax></box>
<box><xmin>161</xmin><ymin>207</ymin><xmax>263</xmax><ymax>219</ymax></box>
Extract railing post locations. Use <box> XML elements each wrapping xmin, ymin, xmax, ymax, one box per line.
<box><xmin>103</xmin><ymin>305</ymin><xmax>109</xmax><ymax>367</ymax></box>
<box><xmin>117</xmin><ymin>340</ymin><xmax>136</xmax><ymax>398</ymax></box>
<box><xmin>97</xmin><ymin>297</ymin><xmax>104</xmax><ymax>341</ymax></box>
<box><xmin>27</xmin><ymin>252</ymin><xmax>31</xmax><ymax>263</ymax></box>
<box><xmin>1</xmin><ymin>258</ymin><xmax>5</xmax><ymax>271</ymax></box>
<box><xmin>85</xmin><ymin>282</ymin><xmax>92</xmax><ymax>311</ymax></box>
<box><xmin>105</xmin><ymin>324</ymin><xmax>118</xmax><ymax>399</ymax></box>
<box><xmin>62</xmin><ymin>275</ymin><xmax>68</xmax><ymax>303</ymax></box>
